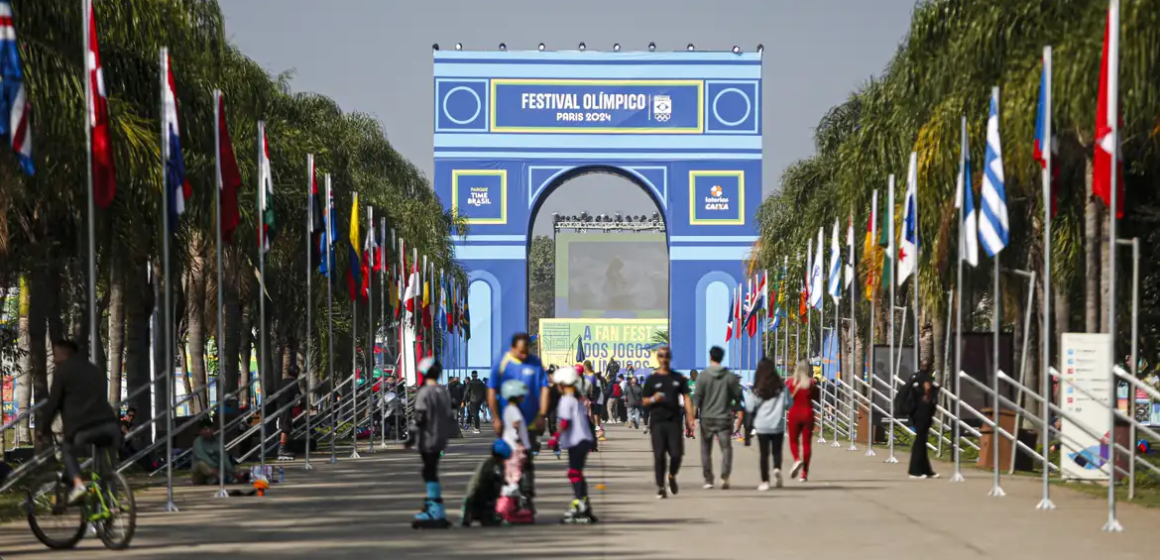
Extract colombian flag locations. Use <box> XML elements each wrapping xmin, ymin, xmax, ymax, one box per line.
<box><xmin>347</xmin><ymin>193</ymin><xmax>361</xmax><ymax>301</ymax></box>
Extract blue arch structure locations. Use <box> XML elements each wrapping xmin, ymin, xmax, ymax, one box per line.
<box><xmin>435</xmin><ymin>50</ymin><xmax>761</xmax><ymax>371</ymax></box>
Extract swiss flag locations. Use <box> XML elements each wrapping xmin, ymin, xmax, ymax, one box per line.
<box><xmin>86</xmin><ymin>0</ymin><xmax>115</xmax><ymax>207</ymax></box>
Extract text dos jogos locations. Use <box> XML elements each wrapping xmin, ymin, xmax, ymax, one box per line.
<box><xmin>578</xmin><ymin>341</ymin><xmax>653</xmax><ymax>371</ymax></box>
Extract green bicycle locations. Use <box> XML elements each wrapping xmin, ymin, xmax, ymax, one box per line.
<box><xmin>25</xmin><ymin>443</ymin><xmax>136</xmax><ymax>550</ymax></box>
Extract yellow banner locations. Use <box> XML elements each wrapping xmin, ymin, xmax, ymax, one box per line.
<box><xmin>538</xmin><ymin>318</ymin><xmax>666</xmax><ymax>373</ymax></box>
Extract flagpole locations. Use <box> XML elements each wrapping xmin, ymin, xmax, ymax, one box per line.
<box><xmin>325</xmin><ymin>175</ymin><xmax>337</xmax><ymax>464</ymax></box>
<box><xmin>783</xmin><ymin>256</ymin><xmax>788</xmax><ymax>375</ymax></box>
<box><xmin>159</xmin><ymin>47</ymin><xmax>178</xmax><ymax>513</ymax></box>
<box><xmin>257</xmin><ymin>120</ymin><xmax>268</xmax><ymax>478</ymax></box>
<box><xmin>867</xmin><ymin>190</ymin><xmax>877</xmax><ymax>457</ymax></box>
<box><xmin>1102</xmin><ymin>0</ymin><xmax>1122</xmax><ymax>532</ymax></box>
<box><xmin>1037</xmin><ymin>45</ymin><xmax>1056</xmax><ymax>510</ymax></box>
<box><xmin>848</xmin><ymin>209</ymin><xmax>858</xmax><ymax>451</ymax></box>
<box><xmin>952</xmin><ymin>117</ymin><xmax>967</xmax><ymax>482</ymax></box>
<box><xmin>380</xmin><ymin>219</ymin><xmax>388</xmax><ymax>450</ymax></box>
<box><xmin>886</xmin><ymin>173</ymin><xmax>898</xmax><ymax>464</ymax></box>
<box><xmin>350</xmin><ymin>192</ymin><xmax>362</xmax><ymax>460</ymax></box>
<box><xmin>213</xmin><ymin>91</ymin><xmax>231</xmax><ymax>497</ymax></box>
<box><xmin>366</xmin><ymin>205</ymin><xmax>375</xmax><ymax>455</ymax></box>
<box><xmin>818</xmin><ymin>249</ymin><xmax>828</xmax><ymax>444</ymax></box>
<box><xmin>910</xmin><ymin>151</ymin><xmax>920</xmax><ymax>396</ymax></box>
<box><xmin>304</xmin><ymin>154</ymin><xmax>315</xmax><ymax>472</ymax></box>
<box><xmin>83</xmin><ymin>0</ymin><xmax>99</xmax><ymax>373</ymax></box>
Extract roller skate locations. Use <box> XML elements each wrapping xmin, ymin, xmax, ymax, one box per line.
<box><xmin>561</xmin><ymin>497</ymin><xmax>598</xmax><ymax>524</ymax></box>
<box><xmin>596</xmin><ymin>426</ymin><xmax>606</xmax><ymax>442</ymax></box>
<box><xmin>276</xmin><ymin>444</ymin><xmax>294</xmax><ymax>462</ymax></box>
<box><xmin>412</xmin><ymin>483</ymin><xmax>451</xmax><ymax>529</ymax></box>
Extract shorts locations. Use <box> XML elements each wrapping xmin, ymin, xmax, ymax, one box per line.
<box><xmin>592</xmin><ymin>403</ymin><xmax>606</xmax><ymax>418</ymax></box>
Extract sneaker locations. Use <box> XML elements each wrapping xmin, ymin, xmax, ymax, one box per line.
<box><xmin>798</xmin><ymin>477</ymin><xmax>808</xmax><ymax>483</ymax></box>
<box><xmin>720</xmin><ymin>478</ymin><xmax>730</xmax><ymax>490</ymax></box>
<box><xmin>757</xmin><ymin>482</ymin><xmax>770</xmax><ymax>491</ymax></box>
<box><xmin>702</xmin><ymin>482</ymin><xmax>714</xmax><ymax>490</ymax></box>
<box><xmin>929</xmin><ymin>473</ymin><xmax>940</xmax><ymax>479</ymax></box>
<box><xmin>909</xmin><ymin>474</ymin><xmax>927</xmax><ymax>479</ymax></box>
<box><xmin>668</xmin><ymin>476</ymin><xmax>679</xmax><ymax>496</ymax></box>
<box><xmin>473</xmin><ymin>428</ymin><xmax>481</xmax><ymax>434</ymax></box>
<box><xmin>656</xmin><ymin>487</ymin><xmax>667</xmax><ymax>499</ymax></box>
<box><xmin>773</xmin><ymin>469</ymin><xmax>784</xmax><ymax>488</ymax></box>
<box><xmin>67</xmin><ymin>484</ymin><xmax>87</xmax><ymax>505</ymax></box>
<box><xmin>789</xmin><ymin>461</ymin><xmax>803</xmax><ymax>479</ymax></box>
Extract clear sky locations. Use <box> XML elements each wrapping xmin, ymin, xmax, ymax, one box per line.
<box><xmin>218</xmin><ymin>0</ymin><xmax>917</xmax><ymax>234</ymax></box>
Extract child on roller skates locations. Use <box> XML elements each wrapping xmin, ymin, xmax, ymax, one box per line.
<box><xmin>461</xmin><ymin>439</ymin><xmax>511</xmax><ymax>527</ymax></box>
<box><xmin>497</xmin><ymin>379</ymin><xmax>535</xmax><ymax>524</ymax></box>
<box><xmin>549</xmin><ymin>365</ymin><xmax>598</xmax><ymax>524</ymax></box>
<box><xmin>407</xmin><ymin>358</ymin><xmax>456</xmax><ymax>529</ymax></box>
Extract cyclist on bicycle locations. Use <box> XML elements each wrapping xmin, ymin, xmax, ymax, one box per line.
<box><xmin>43</xmin><ymin>339</ymin><xmax>120</xmax><ymax>504</ymax></box>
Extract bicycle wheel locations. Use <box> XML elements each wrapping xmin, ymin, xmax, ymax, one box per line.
<box><xmin>25</xmin><ymin>474</ymin><xmax>85</xmax><ymax>550</ymax></box>
<box><xmin>95</xmin><ymin>471</ymin><xmax>136</xmax><ymax>550</ymax></box>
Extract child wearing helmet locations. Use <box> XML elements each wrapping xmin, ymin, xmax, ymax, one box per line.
<box><xmin>549</xmin><ymin>365</ymin><xmax>598</xmax><ymax>523</ymax></box>
<box><xmin>408</xmin><ymin>357</ymin><xmax>455</xmax><ymax>529</ymax></box>
<box><xmin>460</xmin><ymin>439</ymin><xmax>511</xmax><ymax>527</ymax></box>
<box><xmin>496</xmin><ymin>379</ymin><xmax>534</xmax><ymax>523</ymax></box>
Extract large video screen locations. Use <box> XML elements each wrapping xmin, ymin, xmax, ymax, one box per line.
<box><xmin>554</xmin><ymin>232</ymin><xmax>667</xmax><ymax>318</ymax></box>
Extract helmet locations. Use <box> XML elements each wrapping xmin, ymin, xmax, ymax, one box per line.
<box><xmin>492</xmin><ymin>438</ymin><xmax>513</xmax><ymax>459</ymax></box>
<box><xmin>555</xmin><ymin>366</ymin><xmax>580</xmax><ymax>387</ymax></box>
<box><xmin>501</xmin><ymin>379</ymin><xmax>528</xmax><ymax>400</ymax></box>
<box><xmin>419</xmin><ymin>357</ymin><xmax>441</xmax><ymax>379</ymax></box>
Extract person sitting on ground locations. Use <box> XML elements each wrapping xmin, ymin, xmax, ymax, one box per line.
<box><xmin>460</xmin><ymin>439</ymin><xmax>511</xmax><ymax>527</ymax></box>
<box><xmin>192</xmin><ymin>418</ymin><xmax>236</xmax><ymax>485</ymax></box>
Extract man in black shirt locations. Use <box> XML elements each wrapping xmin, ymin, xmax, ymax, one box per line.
<box><xmin>465</xmin><ymin>371</ymin><xmax>487</xmax><ymax>434</ymax></box>
<box><xmin>642</xmin><ymin>346</ymin><xmax>696</xmax><ymax>499</ymax></box>
<box><xmin>43</xmin><ymin>340</ymin><xmax>120</xmax><ymax>504</ymax></box>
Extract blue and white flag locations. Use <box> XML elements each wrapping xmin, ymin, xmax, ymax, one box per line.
<box><xmin>809</xmin><ymin>228</ymin><xmax>824</xmax><ymax>309</ymax></box>
<box><xmin>979</xmin><ymin>88</ymin><xmax>1009</xmax><ymax>257</ymax></box>
<box><xmin>0</xmin><ymin>1</ymin><xmax>32</xmax><ymax>175</ymax></box>
<box><xmin>828</xmin><ymin>219</ymin><xmax>841</xmax><ymax>301</ymax></box>
<box><xmin>897</xmin><ymin>152</ymin><xmax>919</xmax><ymax>285</ymax></box>
<box><xmin>956</xmin><ymin>118</ymin><xmax>979</xmax><ymax>267</ymax></box>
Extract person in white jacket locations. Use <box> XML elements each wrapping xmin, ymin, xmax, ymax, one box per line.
<box><xmin>744</xmin><ymin>358</ymin><xmax>790</xmax><ymax>490</ymax></box>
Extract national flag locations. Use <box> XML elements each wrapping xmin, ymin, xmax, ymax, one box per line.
<box><xmin>844</xmin><ymin>213</ymin><xmax>854</xmax><ymax>289</ymax></box>
<box><xmin>215</xmin><ymin>92</ymin><xmax>241</xmax><ymax>243</ymax></box>
<box><xmin>725</xmin><ymin>288</ymin><xmax>735</xmax><ymax>342</ymax></box>
<box><xmin>161</xmin><ymin>53</ymin><xmax>190</xmax><ymax>221</ymax></box>
<box><xmin>877</xmin><ymin>186</ymin><xmax>893</xmax><ymax>293</ymax></box>
<box><xmin>448</xmin><ymin>281</ymin><xmax>457</xmax><ymax>334</ymax></box>
<box><xmin>394</xmin><ymin>240</ymin><xmax>405</xmax><ymax>319</ymax></box>
<box><xmin>828</xmin><ymin>220</ymin><xmax>842</xmax><ymax>301</ymax></box>
<box><xmin>373</xmin><ymin>219</ymin><xmax>385</xmax><ymax>273</ymax></box>
<box><xmin>979</xmin><ymin>88</ymin><xmax>1009</xmax><ymax>257</ymax></box>
<box><xmin>422</xmin><ymin>266</ymin><xmax>432</xmax><ymax>330</ymax></box>
<box><xmin>462</xmin><ymin>294</ymin><xmax>471</xmax><ymax>340</ymax></box>
<box><xmin>956</xmin><ymin>118</ymin><xmax>979</xmax><ymax>267</ymax></box>
<box><xmin>798</xmin><ymin>282</ymin><xmax>809</xmax><ymax>324</ymax></box>
<box><xmin>258</xmin><ymin>122</ymin><xmax>276</xmax><ymax>252</ymax></box>
<box><xmin>86</xmin><ymin>0</ymin><xmax>115</xmax><ymax>207</ymax></box>
<box><xmin>0</xmin><ymin>1</ymin><xmax>32</xmax><ymax>175</ymax></box>
<box><xmin>347</xmin><ymin>193</ymin><xmax>362</xmax><ymax>301</ymax></box>
<box><xmin>1093</xmin><ymin>0</ymin><xmax>1123</xmax><ymax>218</ymax></box>
<box><xmin>862</xmin><ymin>190</ymin><xmax>879</xmax><ymax>301</ymax></box>
<box><xmin>359</xmin><ymin>207</ymin><xmax>374</xmax><ymax>300</ymax></box>
<box><xmin>1034</xmin><ymin>53</ymin><xmax>1059</xmax><ymax>218</ymax></box>
<box><xmin>437</xmin><ymin>272</ymin><xmax>448</xmax><ymax>332</ymax></box>
<box><xmin>747</xmin><ymin>272</ymin><xmax>765</xmax><ymax>338</ymax></box>
<box><xmin>897</xmin><ymin>152</ymin><xmax>918</xmax><ymax>285</ymax></box>
<box><xmin>404</xmin><ymin>253</ymin><xmax>419</xmax><ymax>322</ymax></box>
<box><xmin>809</xmin><ymin>229</ymin><xmax>824</xmax><ymax>310</ymax></box>
<box><xmin>742</xmin><ymin>277</ymin><xmax>755</xmax><ymax>337</ymax></box>
<box><xmin>318</xmin><ymin>179</ymin><xmax>336</xmax><ymax>277</ymax></box>
<box><xmin>734</xmin><ymin>283</ymin><xmax>743</xmax><ymax>335</ymax></box>
<box><xmin>308</xmin><ymin>157</ymin><xmax>323</xmax><ymax>264</ymax></box>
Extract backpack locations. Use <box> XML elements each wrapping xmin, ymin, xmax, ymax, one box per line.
<box><xmin>895</xmin><ymin>374</ymin><xmax>921</xmax><ymax>420</ymax></box>
<box><xmin>612</xmin><ymin>383</ymin><xmax>622</xmax><ymax>398</ymax></box>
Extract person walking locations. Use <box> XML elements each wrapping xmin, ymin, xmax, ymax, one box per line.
<box><xmin>786</xmin><ymin>361</ymin><xmax>819</xmax><ymax>482</ymax></box>
<box><xmin>448</xmin><ymin>376</ymin><xmax>466</xmax><ymax>429</ymax></box>
<box><xmin>623</xmin><ymin>375</ymin><xmax>644</xmax><ymax>429</ymax></box>
<box><xmin>906</xmin><ymin>369</ymin><xmax>940</xmax><ymax>479</ymax></box>
<box><xmin>745</xmin><ymin>358</ymin><xmax>789</xmax><ymax>490</ymax></box>
<box><xmin>642</xmin><ymin>346</ymin><xmax>695</xmax><ymax>499</ymax></box>
<box><xmin>465</xmin><ymin>370</ymin><xmax>487</xmax><ymax>434</ymax></box>
<box><xmin>694</xmin><ymin>346</ymin><xmax>742</xmax><ymax>490</ymax></box>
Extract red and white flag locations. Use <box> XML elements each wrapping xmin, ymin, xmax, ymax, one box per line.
<box><xmin>215</xmin><ymin>92</ymin><xmax>241</xmax><ymax>242</ymax></box>
<box><xmin>1093</xmin><ymin>0</ymin><xmax>1123</xmax><ymax>218</ymax></box>
<box><xmin>85</xmin><ymin>0</ymin><xmax>115</xmax><ymax>207</ymax></box>
<box><xmin>403</xmin><ymin>250</ymin><xmax>420</xmax><ymax>322</ymax></box>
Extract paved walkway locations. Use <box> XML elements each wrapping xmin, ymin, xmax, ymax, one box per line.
<box><xmin>1</xmin><ymin>425</ymin><xmax>1157</xmax><ymax>559</ymax></box>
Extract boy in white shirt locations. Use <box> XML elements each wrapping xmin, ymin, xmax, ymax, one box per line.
<box><xmin>549</xmin><ymin>365</ymin><xmax>598</xmax><ymax>523</ymax></box>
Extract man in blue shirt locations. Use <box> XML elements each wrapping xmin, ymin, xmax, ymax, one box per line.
<box><xmin>488</xmin><ymin>332</ymin><xmax>549</xmax><ymax>509</ymax></box>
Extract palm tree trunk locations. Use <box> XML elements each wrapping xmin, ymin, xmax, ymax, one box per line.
<box><xmin>239</xmin><ymin>304</ymin><xmax>253</xmax><ymax>408</ymax></box>
<box><xmin>125</xmin><ymin>261</ymin><xmax>154</xmax><ymax>442</ymax></box>
<box><xmin>1084</xmin><ymin>155</ymin><xmax>1101</xmax><ymax>333</ymax></box>
<box><xmin>185</xmin><ymin>235</ymin><xmax>208</xmax><ymax>414</ymax></box>
<box><xmin>179</xmin><ymin>336</ymin><xmax>193</xmax><ymax>415</ymax></box>
<box><xmin>16</xmin><ymin>277</ymin><xmax>31</xmax><ymax>444</ymax></box>
<box><xmin>107</xmin><ymin>266</ymin><xmax>125</xmax><ymax>403</ymax></box>
<box><xmin>931</xmin><ymin>308</ymin><xmax>945</xmax><ymax>378</ymax></box>
<box><xmin>1099</xmin><ymin>205</ymin><xmax>1111</xmax><ymax>334</ymax></box>
<box><xmin>222</xmin><ymin>249</ymin><xmax>241</xmax><ymax>401</ymax></box>
<box><xmin>28</xmin><ymin>265</ymin><xmax>50</xmax><ymax>450</ymax></box>
<box><xmin>1054</xmin><ymin>282</ymin><xmax>1070</xmax><ymax>363</ymax></box>
<box><xmin>151</xmin><ymin>260</ymin><xmax>168</xmax><ymax>434</ymax></box>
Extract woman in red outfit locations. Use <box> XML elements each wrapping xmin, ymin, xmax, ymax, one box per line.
<box><xmin>785</xmin><ymin>361</ymin><xmax>819</xmax><ymax>482</ymax></box>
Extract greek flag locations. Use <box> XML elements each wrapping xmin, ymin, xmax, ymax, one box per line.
<box><xmin>979</xmin><ymin>88</ymin><xmax>1008</xmax><ymax>257</ymax></box>
<box><xmin>827</xmin><ymin>219</ymin><xmax>841</xmax><ymax>300</ymax></box>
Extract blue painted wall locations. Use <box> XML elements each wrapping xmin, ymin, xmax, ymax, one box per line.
<box><xmin>435</xmin><ymin>50</ymin><xmax>762</xmax><ymax>372</ymax></box>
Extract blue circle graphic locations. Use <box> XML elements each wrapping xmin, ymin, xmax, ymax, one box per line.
<box><xmin>711</xmin><ymin>88</ymin><xmax>751</xmax><ymax>127</ymax></box>
<box><xmin>442</xmin><ymin>86</ymin><xmax>482</xmax><ymax>125</ymax></box>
